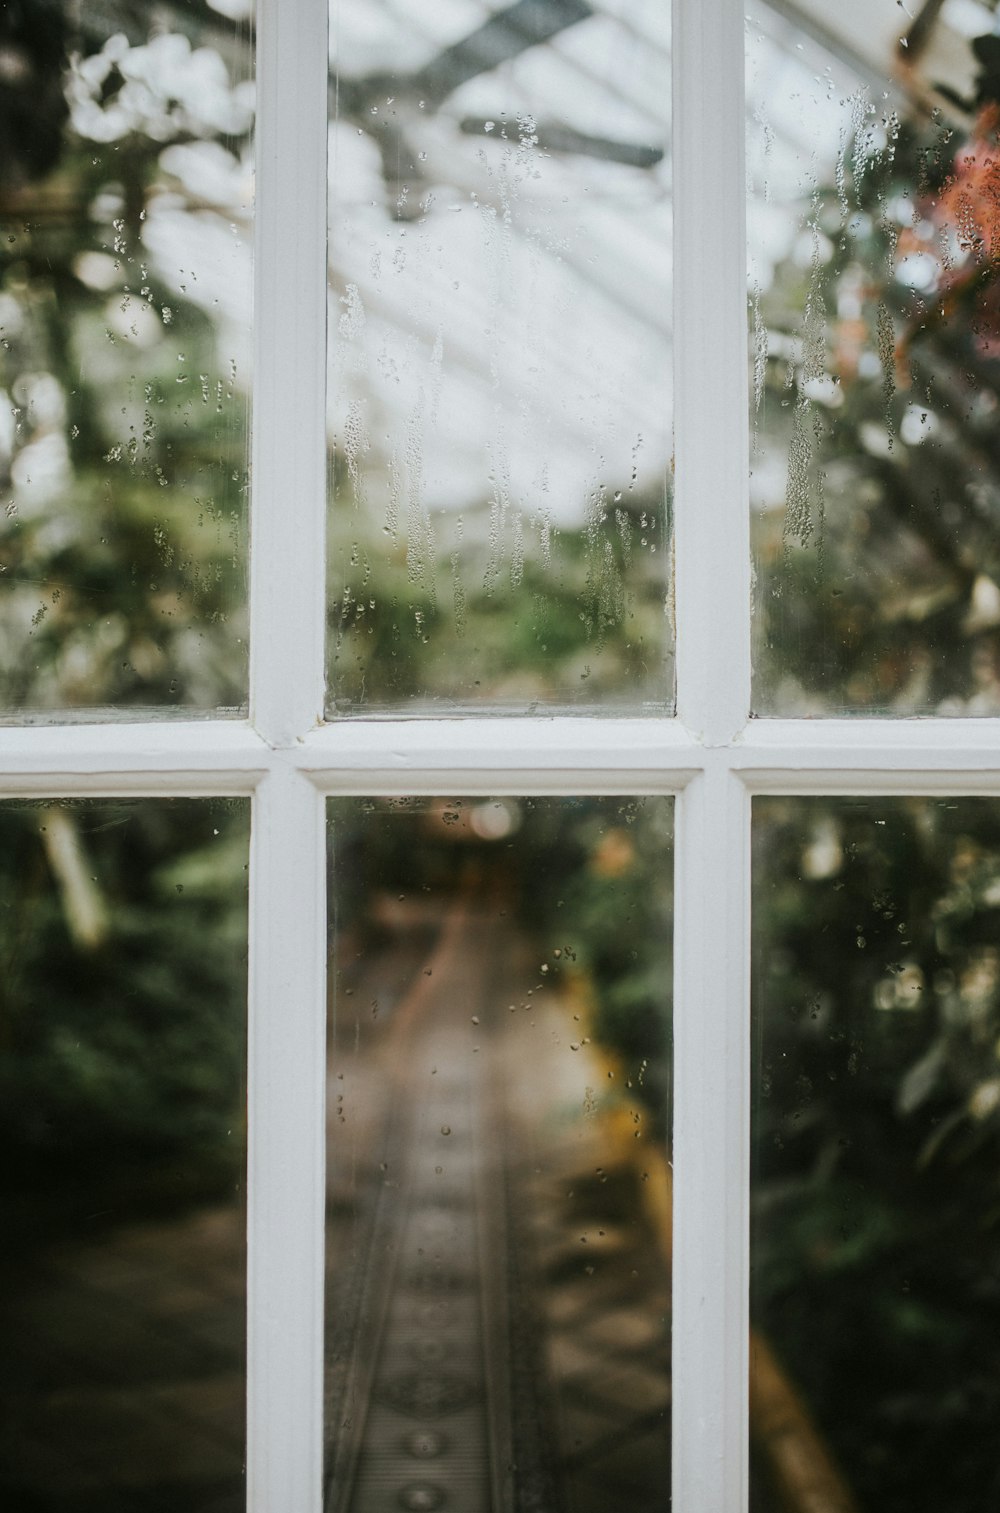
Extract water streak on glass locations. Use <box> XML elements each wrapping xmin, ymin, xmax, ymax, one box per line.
<box><xmin>326</xmin><ymin>797</ymin><xmax>672</xmax><ymax>1509</ymax></box>
<box><xmin>749</xmin><ymin>0</ymin><xmax>1000</xmax><ymax>715</ymax></box>
<box><xmin>752</xmin><ymin>797</ymin><xmax>1000</xmax><ymax>1513</ymax></box>
<box><xmin>327</xmin><ymin>0</ymin><xmax>672</xmax><ymax>712</ymax></box>
<box><xmin>0</xmin><ymin>4</ymin><xmax>253</xmax><ymax>719</ymax></box>
<box><xmin>0</xmin><ymin>799</ymin><xmax>249</xmax><ymax>1511</ymax></box>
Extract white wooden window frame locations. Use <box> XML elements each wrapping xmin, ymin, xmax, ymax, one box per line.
<box><xmin>2</xmin><ymin>2</ymin><xmax>999</xmax><ymax>1509</ymax></box>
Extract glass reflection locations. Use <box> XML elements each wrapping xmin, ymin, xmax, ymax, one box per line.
<box><xmin>0</xmin><ymin>4</ymin><xmax>253</xmax><ymax>718</ymax></box>
<box><xmin>327</xmin><ymin>1</ymin><xmax>672</xmax><ymax>713</ymax></box>
<box><xmin>0</xmin><ymin>799</ymin><xmax>249</xmax><ymax>1512</ymax></box>
<box><xmin>749</xmin><ymin>0</ymin><xmax>1000</xmax><ymax>715</ymax></box>
<box><xmin>326</xmin><ymin>797</ymin><xmax>672</xmax><ymax>1511</ymax></box>
<box><xmin>753</xmin><ymin>797</ymin><xmax>1000</xmax><ymax>1513</ymax></box>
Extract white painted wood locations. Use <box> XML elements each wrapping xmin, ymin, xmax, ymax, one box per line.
<box><xmin>246</xmin><ymin>2</ymin><xmax>328</xmax><ymax>1508</ymax></box>
<box><xmin>743</xmin><ymin>772</ymin><xmax>1000</xmax><ymax>795</ymax></box>
<box><xmin>247</xmin><ymin>766</ymin><xmax>327</xmax><ymax>1513</ymax></box>
<box><xmin>249</xmin><ymin>0</ymin><xmax>329</xmax><ymax>748</ymax></box>
<box><xmin>297</xmin><ymin>717</ymin><xmax>700</xmax><ymax>792</ymax></box>
<box><xmin>672</xmin><ymin>2</ymin><xmax>754</xmax><ymax>1505</ymax></box>
<box><xmin>735</xmin><ymin>718</ymin><xmax>1000</xmax><ymax>789</ymax></box>
<box><xmin>673</xmin><ymin>0</ymin><xmax>751</xmax><ymax>746</ymax></box>
<box><xmin>4</xmin><ymin>716</ymin><xmax>1000</xmax><ymax>793</ymax></box>
<box><xmin>673</xmin><ymin>759</ymin><xmax>752</xmax><ymax>1513</ymax></box>
<box><xmin>0</xmin><ymin>721</ymin><xmax>269</xmax><ymax>794</ymax></box>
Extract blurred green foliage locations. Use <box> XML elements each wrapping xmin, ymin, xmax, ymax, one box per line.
<box><xmin>0</xmin><ymin>800</ymin><xmax>248</xmax><ymax>1241</ymax></box>
<box><xmin>754</xmin><ymin>801</ymin><xmax>1000</xmax><ymax>1513</ymax></box>
<box><xmin>329</xmin><ymin>486</ymin><xmax>670</xmax><ymax>710</ymax></box>
<box><xmin>747</xmin><ymin>14</ymin><xmax>1000</xmax><ymax>1507</ymax></box>
<box><xmin>753</xmin><ymin>36</ymin><xmax>1000</xmax><ymax>713</ymax></box>
<box><xmin>0</xmin><ymin>3</ymin><xmax>251</xmax><ymax>714</ymax></box>
<box><xmin>516</xmin><ymin>796</ymin><xmax>673</xmax><ymax>1127</ymax></box>
<box><xmin>0</xmin><ymin>7</ymin><xmax>255</xmax><ymax>1242</ymax></box>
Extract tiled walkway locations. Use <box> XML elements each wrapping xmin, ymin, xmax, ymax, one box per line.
<box><xmin>325</xmin><ymin>901</ymin><xmax>672</xmax><ymax>1512</ymax></box>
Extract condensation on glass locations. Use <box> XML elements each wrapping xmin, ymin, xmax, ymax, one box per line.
<box><xmin>748</xmin><ymin>0</ymin><xmax>1000</xmax><ymax>715</ymax></box>
<box><xmin>0</xmin><ymin>4</ymin><xmax>253</xmax><ymax>720</ymax></box>
<box><xmin>752</xmin><ymin>796</ymin><xmax>1000</xmax><ymax>1513</ymax></box>
<box><xmin>327</xmin><ymin>1</ymin><xmax>673</xmax><ymax>713</ymax></box>
<box><xmin>325</xmin><ymin>796</ymin><xmax>672</xmax><ymax>1510</ymax></box>
<box><xmin>0</xmin><ymin>798</ymin><xmax>249</xmax><ymax>1510</ymax></box>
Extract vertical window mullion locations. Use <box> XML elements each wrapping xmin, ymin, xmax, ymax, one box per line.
<box><xmin>248</xmin><ymin>0</ymin><xmax>330</xmax><ymax>1510</ymax></box>
<box><xmin>248</xmin><ymin>766</ymin><xmax>328</xmax><ymax>1513</ymax></box>
<box><xmin>250</xmin><ymin>0</ymin><xmax>329</xmax><ymax>746</ymax></box>
<box><xmin>672</xmin><ymin>0</ymin><xmax>752</xmax><ymax>1509</ymax></box>
<box><xmin>673</xmin><ymin>762</ymin><xmax>752</xmax><ymax>1512</ymax></box>
<box><xmin>673</xmin><ymin>0</ymin><xmax>750</xmax><ymax>742</ymax></box>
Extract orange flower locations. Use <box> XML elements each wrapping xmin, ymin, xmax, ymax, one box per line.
<box><xmin>935</xmin><ymin>103</ymin><xmax>1000</xmax><ymax>266</ymax></box>
<box><xmin>896</xmin><ymin>104</ymin><xmax>1000</xmax><ymax>362</ymax></box>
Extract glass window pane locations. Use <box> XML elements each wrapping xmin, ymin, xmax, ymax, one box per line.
<box><xmin>326</xmin><ymin>796</ymin><xmax>672</xmax><ymax>1509</ymax></box>
<box><xmin>327</xmin><ymin>2</ymin><xmax>672</xmax><ymax>714</ymax></box>
<box><xmin>0</xmin><ymin>799</ymin><xmax>249</xmax><ymax>1511</ymax></box>
<box><xmin>752</xmin><ymin>796</ymin><xmax>1000</xmax><ymax>1513</ymax></box>
<box><xmin>0</xmin><ymin>5</ymin><xmax>253</xmax><ymax>720</ymax></box>
<box><xmin>749</xmin><ymin>1</ymin><xmax>1000</xmax><ymax>715</ymax></box>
